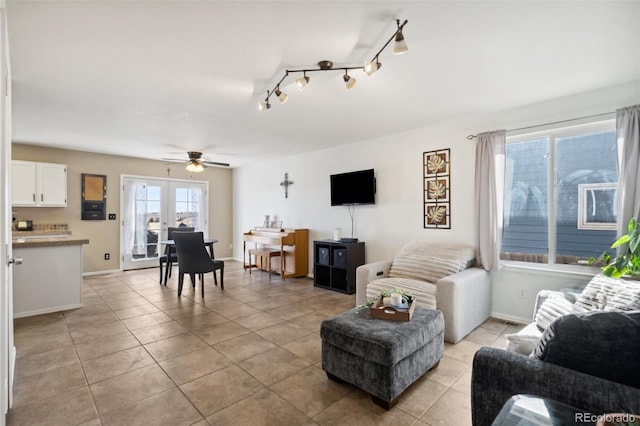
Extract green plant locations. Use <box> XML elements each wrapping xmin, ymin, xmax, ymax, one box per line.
<box><xmin>365</xmin><ymin>288</ymin><xmax>414</xmax><ymax>307</ymax></box>
<box><xmin>589</xmin><ymin>217</ymin><xmax>640</xmax><ymax>278</ymax></box>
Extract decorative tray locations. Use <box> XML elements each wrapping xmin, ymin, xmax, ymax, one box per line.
<box><xmin>369</xmin><ymin>296</ymin><xmax>415</xmax><ymax>322</ymax></box>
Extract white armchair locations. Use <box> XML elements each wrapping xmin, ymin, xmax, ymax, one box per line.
<box><xmin>356</xmin><ymin>242</ymin><xmax>490</xmax><ymax>343</ymax></box>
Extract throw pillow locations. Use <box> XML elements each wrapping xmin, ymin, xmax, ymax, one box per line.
<box><xmin>574</xmin><ymin>274</ymin><xmax>640</xmax><ymax>312</ymax></box>
<box><xmin>534</xmin><ymin>294</ymin><xmax>588</xmax><ymax>330</ymax></box>
<box><xmin>388</xmin><ymin>246</ymin><xmax>475</xmax><ymax>283</ymax></box>
<box><xmin>531</xmin><ymin>310</ymin><xmax>640</xmax><ymax>388</ymax></box>
<box><xmin>505</xmin><ymin>333</ymin><xmax>541</xmax><ymax>356</ymax></box>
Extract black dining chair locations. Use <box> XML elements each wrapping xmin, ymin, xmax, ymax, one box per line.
<box><xmin>159</xmin><ymin>226</ymin><xmax>194</xmax><ymax>285</ymax></box>
<box><xmin>172</xmin><ymin>231</ymin><xmax>224</xmax><ymax>297</ymax></box>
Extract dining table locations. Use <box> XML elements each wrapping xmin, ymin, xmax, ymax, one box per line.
<box><xmin>159</xmin><ymin>238</ymin><xmax>219</xmax><ymax>284</ymax></box>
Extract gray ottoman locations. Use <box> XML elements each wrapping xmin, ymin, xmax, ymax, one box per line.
<box><xmin>320</xmin><ymin>307</ymin><xmax>444</xmax><ymax>409</ymax></box>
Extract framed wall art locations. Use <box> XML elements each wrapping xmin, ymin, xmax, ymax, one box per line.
<box><xmin>423</xmin><ymin>148</ymin><xmax>451</xmax><ymax>229</ymax></box>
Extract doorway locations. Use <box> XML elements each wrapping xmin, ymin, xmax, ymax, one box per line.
<box><xmin>121</xmin><ymin>176</ymin><xmax>208</xmax><ymax>270</ymax></box>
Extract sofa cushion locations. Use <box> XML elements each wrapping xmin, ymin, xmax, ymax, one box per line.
<box><xmin>388</xmin><ymin>244</ymin><xmax>475</xmax><ymax>283</ymax></box>
<box><xmin>574</xmin><ymin>274</ymin><xmax>640</xmax><ymax>312</ymax></box>
<box><xmin>531</xmin><ymin>310</ymin><xmax>640</xmax><ymax>388</ymax></box>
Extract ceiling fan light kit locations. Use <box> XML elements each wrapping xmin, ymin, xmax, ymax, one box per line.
<box><xmin>259</xmin><ymin>18</ymin><xmax>408</xmax><ymax>111</ymax></box>
<box><xmin>185</xmin><ymin>160</ymin><xmax>204</xmax><ymax>173</ymax></box>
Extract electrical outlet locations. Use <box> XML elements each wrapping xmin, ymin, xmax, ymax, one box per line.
<box><xmin>108</xmin><ymin>213</ymin><xmax>116</xmax><ymax>220</ymax></box>
<box><xmin>518</xmin><ymin>288</ymin><xmax>526</xmax><ymax>299</ymax></box>
<box><xmin>104</xmin><ymin>253</ymin><xmax>110</xmax><ymax>260</ymax></box>
<box><xmin>229</xmin><ymin>243</ymin><xmax>232</xmax><ymax>250</ymax></box>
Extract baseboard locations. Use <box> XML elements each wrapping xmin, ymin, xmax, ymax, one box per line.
<box><xmin>13</xmin><ymin>303</ymin><xmax>84</xmax><ymax>319</ymax></box>
<box><xmin>10</xmin><ymin>345</ymin><xmax>15</xmax><ymax>408</ymax></box>
<box><xmin>83</xmin><ymin>269</ymin><xmax>121</xmax><ymax>277</ymax></box>
<box><xmin>490</xmin><ymin>311</ymin><xmax>530</xmax><ymax>325</ymax></box>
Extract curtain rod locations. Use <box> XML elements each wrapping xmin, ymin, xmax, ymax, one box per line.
<box><xmin>466</xmin><ymin>111</ymin><xmax>615</xmax><ymax>140</ymax></box>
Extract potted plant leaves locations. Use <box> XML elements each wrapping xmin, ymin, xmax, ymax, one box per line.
<box><xmin>589</xmin><ymin>217</ymin><xmax>640</xmax><ymax>278</ymax></box>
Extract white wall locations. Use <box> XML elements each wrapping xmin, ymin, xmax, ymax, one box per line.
<box><xmin>233</xmin><ymin>80</ymin><xmax>640</xmax><ymax>322</ymax></box>
<box><xmin>233</xmin><ymin>122</ymin><xmax>478</xmax><ymax>262</ymax></box>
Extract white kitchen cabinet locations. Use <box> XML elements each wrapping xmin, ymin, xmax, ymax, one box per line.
<box><xmin>12</xmin><ymin>160</ymin><xmax>67</xmax><ymax>207</ymax></box>
<box><xmin>12</xmin><ymin>238</ymin><xmax>88</xmax><ymax>317</ymax></box>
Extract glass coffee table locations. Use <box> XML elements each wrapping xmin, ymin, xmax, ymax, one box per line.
<box><xmin>491</xmin><ymin>394</ymin><xmax>595</xmax><ymax>426</ymax></box>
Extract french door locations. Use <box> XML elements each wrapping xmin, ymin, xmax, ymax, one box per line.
<box><xmin>121</xmin><ymin>176</ymin><xmax>208</xmax><ymax>270</ymax></box>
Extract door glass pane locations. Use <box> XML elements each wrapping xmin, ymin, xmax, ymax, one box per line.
<box><xmin>174</xmin><ymin>185</ymin><xmax>203</xmax><ymax>230</ymax></box>
<box><xmin>130</xmin><ymin>183</ymin><xmax>162</xmax><ymax>260</ymax></box>
<box><xmin>145</xmin><ymin>185</ymin><xmax>161</xmax><ymax>259</ymax></box>
<box><xmin>123</xmin><ymin>181</ymin><xmax>162</xmax><ymax>262</ymax></box>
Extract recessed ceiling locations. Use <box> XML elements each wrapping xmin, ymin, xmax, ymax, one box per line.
<box><xmin>7</xmin><ymin>1</ymin><xmax>640</xmax><ymax>167</ymax></box>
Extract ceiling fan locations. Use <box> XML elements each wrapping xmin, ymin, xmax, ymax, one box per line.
<box><xmin>162</xmin><ymin>151</ymin><xmax>230</xmax><ymax>172</ymax></box>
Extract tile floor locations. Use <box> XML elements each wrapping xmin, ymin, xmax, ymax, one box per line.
<box><xmin>8</xmin><ymin>261</ymin><xmax>523</xmax><ymax>426</ymax></box>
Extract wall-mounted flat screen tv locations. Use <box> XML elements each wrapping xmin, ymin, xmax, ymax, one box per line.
<box><xmin>330</xmin><ymin>169</ymin><xmax>376</xmax><ymax>206</ymax></box>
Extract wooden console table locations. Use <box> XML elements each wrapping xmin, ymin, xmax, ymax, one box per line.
<box><xmin>243</xmin><ymin>228</ymin><xmax>308</xmax><ymax>280</ymax></box>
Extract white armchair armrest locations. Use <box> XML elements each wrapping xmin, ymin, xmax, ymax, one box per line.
<box><xmin>437</xmin><ymin>267</ymin><xmax>490</xmax><ymax>343</ymax></box>
<box><xmin>355</xmin><ymin>259</ymin><xmax>392</xmax><ymax>306</ymax></box>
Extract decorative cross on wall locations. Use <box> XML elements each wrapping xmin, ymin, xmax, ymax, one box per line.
<box><xmin>280</xmin><ymin>172</ymin><xmax>294</xmax><ymax>199</ymax></box>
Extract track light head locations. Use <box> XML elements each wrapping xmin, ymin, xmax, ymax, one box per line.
<box><xmin>364</xmin><ymin>60</ymin><xmax>381</xmax><ymax>76</ymax></box>
<box><xmin>258</xmin><ymin>90</ymin><xmax>272</xmax><ymax>111</ymax></box>
<box><xmin>296</xmin><ymin>74</ymin><xmax>310</xmax><ymax>90</ymax></box>
<box><xmin>275</xmin><ymin>88</ymin><xmax>288</xmax><ymax>104</ymax></box>
<box><xmin>258</xmin><ymin>99</ymin><xmax>271</xmax><ymax>111</ymax></box>
<box><xmin>393</xmin><ymin>20</ymin><xmax>408</xmax><ymax>55</ymax></box>
<box><xmin>343</xmin><ymin>72</ymin><xmax>357</xmax><ymax>90</ymax></box>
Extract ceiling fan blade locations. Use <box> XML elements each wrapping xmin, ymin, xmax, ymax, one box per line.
<box><xmin>202</xmin><ymin>160</ymin><xmax>230</xmax><ymax>167</ymax></box>
<box><xmin>161</xmin><ymin>157</ymin><xmax>188</xmax><ymax>162</ymax></box>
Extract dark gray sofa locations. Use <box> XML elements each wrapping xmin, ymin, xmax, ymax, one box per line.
<box><xmin>471</xmin><ymin>347</ymin><xmax>640</xmax><ymax>426</ymax></box>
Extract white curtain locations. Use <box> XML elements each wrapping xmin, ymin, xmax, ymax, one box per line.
<box><xmin>616</xmin><ymin>104</ymin><xmax>640</xmax><ymax>243</ymax></box>
<box><xmin>474</xmin><ymin>130</ymin><xmax>506</xmax><ymax>271</ymax></box>
<box><xmin>123</xmin><ymin>180</ymin><xmax>147</xmax><ymax>257</ymax></box>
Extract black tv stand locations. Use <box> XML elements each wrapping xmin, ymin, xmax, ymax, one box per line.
<box><xmin>313</xmin><ymin>240</ymin><xmax>365</xmax><ymax>294</ymax></box>
<box><xmin>340</xmin><ymin>237</ymin><xmax>358</xmax><ymax>243</ymax></box>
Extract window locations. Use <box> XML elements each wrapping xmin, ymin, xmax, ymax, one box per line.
<box><xmin>501</xmin><ymin>120</ymin><xmax>617</xmax><ymax>265</ymax></box>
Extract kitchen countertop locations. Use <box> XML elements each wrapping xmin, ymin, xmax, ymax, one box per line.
<box><xmin>12</xmin><ymin>233</ymin><xmax>90</xmax><ymax>248</ymax></box>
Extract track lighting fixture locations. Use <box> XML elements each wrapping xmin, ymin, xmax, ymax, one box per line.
<box><xmin>258</xmin><ymin>18</ymin><xmax>408</xmax><ymax>110</ymax></box>
<box><xmin>343</xmin><ymin>71</ymin><xmax>357</xmax><ymax>89</ymax></box>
